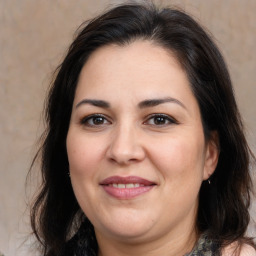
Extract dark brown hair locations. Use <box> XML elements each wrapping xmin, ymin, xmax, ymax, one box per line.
<box><xmin>30</xmin><ymin>2</ymin><xmax>255</xmax><ymax>255</ymax></box>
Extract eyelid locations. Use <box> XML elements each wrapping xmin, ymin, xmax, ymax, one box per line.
<box><xmin>80</xmin><ymin>113</ymin><xmax>112</xmax><ymax>126</ymax></box>
<box><xmin>143</xmin><ymin>113</ymin><xmax>178</xmax><ymax>125</ymax></box>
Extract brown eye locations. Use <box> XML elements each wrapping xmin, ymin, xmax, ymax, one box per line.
<box><xmin>81</xmin><ymin>114</ymin><xmax>111</xmax><ymax>127</ymax></box>
<box><xmin>153</xmin><ymin>116</ymin><xmax>168</xmax><ymax>125</ymax></box>
<box><xmin>91</xmin><ymin>116</ymin><xmax>105</xmax><ymax>125</ymax></box>
<box><xmin>144</xmin><ymin>114</ymin><xmax>177</xmax><ymax>126</ymax></box>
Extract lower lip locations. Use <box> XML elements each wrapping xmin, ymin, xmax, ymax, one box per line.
<box><xmin>101</xmin><ymin>185</ymin><xmax>154</xmax><ymax>199</ymax></box>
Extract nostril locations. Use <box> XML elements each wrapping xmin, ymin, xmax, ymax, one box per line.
<box><xmin>108</xmin><ymin>157</ymin><xmax>139</xmax><ymax>165</ymax></box>
<box><xmin>128</xmin><ymin>158</ymin><xmax>140</xmax><ymax>162</ymax></box>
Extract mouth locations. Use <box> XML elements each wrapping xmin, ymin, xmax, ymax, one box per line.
<box><xmin>100</xmin><ymin>176</ymin><xmax>156</xmax><ymax>199</ymax></box>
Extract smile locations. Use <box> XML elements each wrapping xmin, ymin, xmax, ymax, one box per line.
<box><xmin>100</xmin><ymin>176</ymin><xmax>156</xmax><ymax>199</ymax></box>
<box><xmin>110</xmin><ymin>183</ymin><xmax>143</xmax><ymax>188</ymax></box>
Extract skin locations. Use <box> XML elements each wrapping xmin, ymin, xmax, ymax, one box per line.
<box><xmin>66</xmin><ymin>40</ymin><xmax>219</xmax><ymax>256</ymax></box>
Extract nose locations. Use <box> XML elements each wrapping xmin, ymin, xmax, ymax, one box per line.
<box><xmin>106</xmin><ymin>124</ymin><xmax>145</xmax><ymax>165</ymax></box>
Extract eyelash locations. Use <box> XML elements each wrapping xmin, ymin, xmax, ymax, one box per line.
<box><xmin>80</xmin><ymin>114</ymin><xmax>111</xmax><ymax>127</ymax></box>
<box><xmin>144</xmin><ymin>114</ymin><xmax>178</xmax><ymax>126</ymax></box>
<box><xmin>80</xmin><ymin>113</ymin><xmax>178</xmax><ymax>127</ymax></box>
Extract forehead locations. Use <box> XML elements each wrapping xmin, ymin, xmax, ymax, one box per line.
<box><xmin>73</xmin><ymin>40</ymin><xmax>201</xmax><ymax>123</ymax></box>
<box><xmin>76</xmin><ymin>40</ymin><xmax>191</xmax><ymax>96</ymax></box>
<box><xmin>82</xmin><ymin>40</ymin><xmax>183</xmax><ymax>77</ymax></box>
<box><xmin>72</xmin><ymin>41</ymin><xmax>203</xmax><ymax>121</ymax></box>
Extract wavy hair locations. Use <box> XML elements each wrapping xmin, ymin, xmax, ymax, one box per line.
<box><xmin>30</xmin><ymin>2</ymin><xmax>255</xmax><ymax>255</ymax></box>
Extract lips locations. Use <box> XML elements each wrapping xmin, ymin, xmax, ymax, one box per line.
<box><xmin>100</xmin><ymin>176</ymin><xmax>156</xmax><ymax>199</ymax></box>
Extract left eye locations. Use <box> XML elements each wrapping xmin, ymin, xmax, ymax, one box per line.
<box><xmin>144</xmin><ymin>114</ymin><xmax>177</xmax><ymax>126</ymax></box>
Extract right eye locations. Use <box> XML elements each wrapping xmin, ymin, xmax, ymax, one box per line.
<box><xmin>80</xmin><ymin>114</ymin><xmax>111</xmax><ymax>127</ymax></box>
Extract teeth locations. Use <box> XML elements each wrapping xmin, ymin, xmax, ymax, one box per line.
<box><xmin>111</xmin><ymin>183</ymin><xmax>141</xmax><ymax>188</ymax></box>
<box><xmin>126</xmin><ymin>183</ymin><xmax>135</xmax><ymax>188</ymax></box>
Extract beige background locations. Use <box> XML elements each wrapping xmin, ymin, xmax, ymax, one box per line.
<box><xmin>0</xmin><ymin>0</ymin><xmax>255</xmax><ymax>255</ymax></box>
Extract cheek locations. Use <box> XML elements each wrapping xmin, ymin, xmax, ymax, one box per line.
<box><xmin>66</xmin><ymin>132</ymin><xmax>104</xmax><ymax>177</ymax></box>
<box><xmin>66</xmin><ymin>132</ymin><xmax>104</xmax><ymax>213</ymax></box>
<box><xmin>148</xmin><ymin>136</ymin><xmax>206</xmax><ymax>179</ymax></box>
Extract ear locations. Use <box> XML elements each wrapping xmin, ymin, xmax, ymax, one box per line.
<box><xmin>203</xmin><ymin>131</ymin><xmax>219</xmax><ymax>180</ymax></box>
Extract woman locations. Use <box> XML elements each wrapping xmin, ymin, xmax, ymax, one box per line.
<box><xmin>30</xmin><ymin>2</ymin><xmax>256</xmax><ymax>256</ymax></box>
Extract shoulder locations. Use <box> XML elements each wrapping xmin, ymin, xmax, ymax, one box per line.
<box><xmin>222</xmin><ymin>242</ymin><xmax>256</xmax><ymax>256</ymax></box>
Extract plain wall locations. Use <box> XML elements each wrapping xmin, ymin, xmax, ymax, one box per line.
<box><xmin>0</xmin><ymin>0</ymin><xmax>255</xmax><ymax>255</ymax></box>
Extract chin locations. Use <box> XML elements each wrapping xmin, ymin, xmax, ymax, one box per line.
<box><xmin>102</xmin><ymin>225</ymin><xmax>153</xmax><ymax>243</ymax></box>
<box><xmin>94</xmin><ymin>211</ymin><xmax>156</xmax><ymax>241</ymax></box>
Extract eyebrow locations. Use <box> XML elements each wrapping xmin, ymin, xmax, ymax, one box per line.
<box><xmin>138</xmin><ymin>97</ymin><xmax>187</xmax><ymax>110</ymax></box>
<box><xmin>76</xmin><ymin>99</ymin><xmax>110</xmax><ymax>109</ymax></box>
<box><xmin>75</xmin><ymin>97</ymin><xmax>186</xmax><ymax>110</ymax></box>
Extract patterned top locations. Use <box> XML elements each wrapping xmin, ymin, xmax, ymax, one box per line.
<box><xmin>185</xmin><ymin>233</ymin><xmax>220</xmax><ymax>256</ymax></box>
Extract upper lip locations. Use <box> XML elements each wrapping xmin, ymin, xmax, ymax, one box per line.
<box><xmin>100</xmin><ymin>176</ymin><xmax>156</xmax><ymax>186</ymax></box>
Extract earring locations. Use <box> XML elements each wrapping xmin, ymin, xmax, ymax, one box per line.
<box><xmin>208</xmin><ymin>179</ymin><xmax>211</xmax><ymax>185</ymax></box>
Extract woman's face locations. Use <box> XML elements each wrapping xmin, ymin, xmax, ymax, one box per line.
<box><xmin>66</xmin><ymin>41</ymin><xmax>218</xmax><ymax>244</ymax></box>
